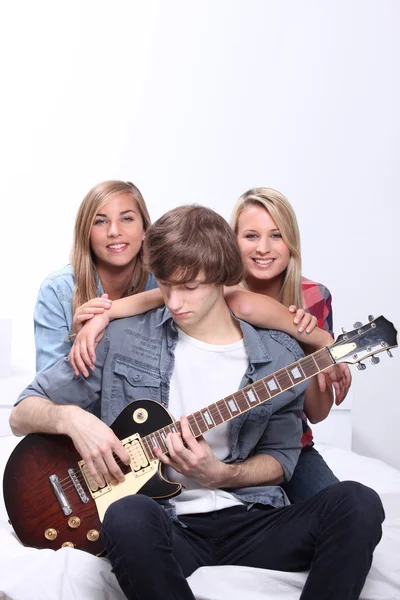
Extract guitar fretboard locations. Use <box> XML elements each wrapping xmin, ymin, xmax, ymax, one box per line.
<box><xmin>140</xmin><ymin>347</ymin><xmax>334</xmax><ymax>461</ymax></box>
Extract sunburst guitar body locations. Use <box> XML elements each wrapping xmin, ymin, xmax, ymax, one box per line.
<box><xmin>3</xmin><ymin>400</ymin><xmax>180</xmax><ymax>555</ymax></box>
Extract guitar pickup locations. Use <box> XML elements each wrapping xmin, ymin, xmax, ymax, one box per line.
<box><xmin>79</xmin><ymin>462</ymin><xmax>111</xmax><ymax>495</ymax></box>
<box><xmin>124</xmin><ymin>439</ymin><xmax>149</xmax><ymax>472</ymax></box>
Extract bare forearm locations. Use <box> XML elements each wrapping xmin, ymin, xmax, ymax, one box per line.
<box><xmin>109</xmin><ymin>289</ymin><xmax>164</xmax><ymax>320</ymax></box>
<box><xmin>225</xmin><ymin>288</ymin><xmax>332</xmax><ymax>349</ymax></box>
<box><xmin>208</xmin><ymin>454</ymin><xmax>284</xmax><ymax>489</ymax></box>
<box><xmin>10</xmin><ymin>397</ymin><xmax>80</xmax><ymax>437</ymax></box>
<box><xmin>304</xmin><ymin>377</ymin><xmax>334</xmax><ymax>424</ymax></box>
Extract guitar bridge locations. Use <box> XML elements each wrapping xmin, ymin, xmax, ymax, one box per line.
<box><xmin>49</xmin><ymin>474</ymin><xmax>72</xmax><ymax>515</ymax></box>
<box><xmin>68</xmin><ymin>468</ymin><xmax>89</xmax><ymax>503</ymax></box>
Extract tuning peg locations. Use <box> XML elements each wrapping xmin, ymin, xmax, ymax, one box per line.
<box><xmin>368</xmin><ymin>315</ymin><xmax>375</xmax><ymax>322</ymax></box>
<box><xmin>370</xmin><ymin>356</ymin><xmax>380</xmax><ymax>365</ymax></box>
<box><xmin>341</xmin><ymin>327</ymin><xmax>347</xmax><ymax>334</ymax></box>
<box><xmin>387</xmin><ymin>350</ymin><xmax>393</xmax><ymax>358</ymax></box>
<box><xmin>353</xmin><ymin>322</ymin><xmax>362</xmax><ymax>329</ymax></box>
<box><xmin>357</xmin><ymin>362</ymin><xmax>366</xmax><ymax>371</ymax></box>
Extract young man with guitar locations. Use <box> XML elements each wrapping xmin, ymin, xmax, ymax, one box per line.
<box><xmin>11</xmin><ymin>206</ymin><xmax>384</xmax><ymax>600</ymax></box>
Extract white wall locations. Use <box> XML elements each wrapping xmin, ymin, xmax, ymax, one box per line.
<box><xmin>0</xmin><ymin>1</ymin><xmax>399</xmax><ymax>466</ymax></box>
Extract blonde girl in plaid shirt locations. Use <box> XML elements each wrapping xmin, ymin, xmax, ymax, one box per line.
<box><xmin>230</xmin><ymin>187</ymin><xmax>351</xmax><ymax>501</ymax></box>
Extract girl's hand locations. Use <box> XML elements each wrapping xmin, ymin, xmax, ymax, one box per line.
<box><xmin>73</xmin><ymin>294</ymin><xmax>112</xmax><ymax>333</ymax></box>
<box><xmin>288</xmin><ymin>306</ymin><xmax>318</xmax><ymax>333</ymax></box>
<box><xmin>316</xmin><ymin>363</ymin><xmax>352</xmax><ymax>405</ymax></box>
<box><xmin>69</xmin><ymin>312</ymin><xmax>110</xmax><ymax>377</ymax></box>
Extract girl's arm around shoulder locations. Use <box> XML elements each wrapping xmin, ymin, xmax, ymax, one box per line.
<box><xmin>69</xmin><ymin>293</ymin><xmax>166</xmax><ymax>377</ymax></box>
<box><xmin>108</xmin><ymin>288</ymin><xmax>164</xmax><ymax>320</ymax></box>
<box><xmin>224</xmin><ymin>286</ymin><xmax>333</xmax><ymax>349</ymax></box>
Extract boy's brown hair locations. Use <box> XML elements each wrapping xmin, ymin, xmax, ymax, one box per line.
<box><xmin>144</xmin><ymin>205</ymin><xmax>244</xmax><ymax>286</ymax></box>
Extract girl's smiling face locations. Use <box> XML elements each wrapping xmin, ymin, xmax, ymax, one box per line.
<box><xmin>236</xmin><ymin>203</ymin><xmax>290</xmax><ymax>284</ymax></box>
<box><xmin>90</xmin><ymin>193</ymin><xmax>145</xmax><ymax>269</ymax></box>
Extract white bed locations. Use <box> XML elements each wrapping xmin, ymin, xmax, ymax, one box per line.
<box><xmin>1</xmin><ymin>435</ymin><xmax>400</xmax><ymax>600</ymax></box>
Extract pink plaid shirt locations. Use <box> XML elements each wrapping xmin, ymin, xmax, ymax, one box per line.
<box><xmin>300</xmin><ymin>277</ymin><xmax>333</xmax><ymax>447</ymax></box>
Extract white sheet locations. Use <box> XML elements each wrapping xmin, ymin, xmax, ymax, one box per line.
<box><xmin>1</xmin><ymin>437</ymin><xmax>399</xmax><ymax>600</ymax></box>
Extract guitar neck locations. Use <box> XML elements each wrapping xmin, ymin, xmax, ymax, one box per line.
<box><xmin>141</xmin><ymin>346</ymin><xmax>335</xmax><ymax>461</ymax></box>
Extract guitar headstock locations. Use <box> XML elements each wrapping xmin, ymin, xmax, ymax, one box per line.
<box><xmin>329</xmin><ymin>315</ymin><xmax>398</xmax><ymax>369</ymax></box>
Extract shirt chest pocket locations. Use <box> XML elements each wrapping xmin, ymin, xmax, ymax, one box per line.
<box><xmin>110</xmin><ymin>359</ymin><xmax>162</xmax><ymax>418</ymax></box>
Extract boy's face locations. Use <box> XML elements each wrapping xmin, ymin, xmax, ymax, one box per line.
<box><xmin>157</xmin><ymin>272</ymin><xmax>223</xmax><ymax>331</ymax></box>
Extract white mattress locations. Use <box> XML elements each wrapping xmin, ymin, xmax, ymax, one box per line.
<box><xmin>1</xmin><ymin>436</ymin><xmax>399</xmax><ymax>600</ymax></box>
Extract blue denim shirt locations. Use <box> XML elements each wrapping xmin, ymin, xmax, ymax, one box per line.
<box><xmin>19</xmin><ymin>307</ymin><xmax>308</xmax><ymax>510</ymax></box>
<box><xmin>34</xmin><ymin>264</ymin><xmax>158</xmax><ymax>373</ymax></box>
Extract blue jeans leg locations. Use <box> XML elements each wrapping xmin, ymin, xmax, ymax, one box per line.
<box><xmin>282</xmin><ymin>446</ymin><xmax>339</xmax><ymax>503</ymax></box>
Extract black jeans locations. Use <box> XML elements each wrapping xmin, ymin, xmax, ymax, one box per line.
<box><xmin>102</xmin><ymin>481</ymin><xmax>384</xmax><ymax>600</ymax></box>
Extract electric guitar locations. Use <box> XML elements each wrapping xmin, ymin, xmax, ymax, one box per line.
<box><xmin>3</xmin><ymin>315</ymin><xmax>397</xmax><ymax>556</ymax></box>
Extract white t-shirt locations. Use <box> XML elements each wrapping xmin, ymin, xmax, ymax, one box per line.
<box><xmin>167</xmin><ymin>327</ymin><xmax>249</xmax><ymax>515</ymax></box>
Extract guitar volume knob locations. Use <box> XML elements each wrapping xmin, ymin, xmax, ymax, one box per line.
<box><xmin>44</xmin><ymin>528</ymin><xmax>57</xmax><ymax>540</ymax></box>
<box><xmin>87</xmin><ymin>529</ymin><xmax>100</xmax><ymax>542</ymax></box>
<box><xmin>61</xmin><ymin>541</ymin><xmax>75</xmax><ymax>548</ymax></box>
<box><xmin>68</xmin><ymin>516</ymin><xmax>81</xmax><ymax>529</ymax></box>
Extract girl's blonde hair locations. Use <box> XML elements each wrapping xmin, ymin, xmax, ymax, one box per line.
<box><xmin>231</xmin><ymin>187</ymin><xmax>303</xmax><ymax>308</ymax></box>
<box><xmin>71</xmin><ymin>180</ymin><xmax>151</xmax><ymax>316</ymax></box>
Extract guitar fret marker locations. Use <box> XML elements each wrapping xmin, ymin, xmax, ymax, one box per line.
<box><xmin>246</xmin><ymin>389</ymin><xmax>258</xmax><ymax>403</ymax></box>
<box><xmin>267</xmin><ymin>379</ymin><xmax>278</xmax><ymax>391</ymax></box>
<box><xmin>291</xmin><ymin>367</ymin><xmax>302</xmax><ymax>379</ymax></box>
<box><xmin>202</xmin><ymin>411</ymin><xmax>213</xmax><ymax>426</ymax></box>
<box><xmin>228</xmin><ymin>399</ymin><xmax>238</xmax><ymax>413</ymax></box>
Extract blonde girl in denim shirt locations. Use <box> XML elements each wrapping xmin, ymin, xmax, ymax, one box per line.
<box><xmin>34</xmin><ymin>180</ymin><xmax>158</xmax><ymax>373</ymax></box>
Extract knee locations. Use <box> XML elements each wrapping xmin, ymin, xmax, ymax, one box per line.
<box><xmin>335</xmin><ymin>481</ymin><xmax>385</xmax><ymax>528</ymax></box>
<box><xmin>103</xmin><ymin>494</ymin><xmax>165</xmax><ymax>542</ymax></box>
